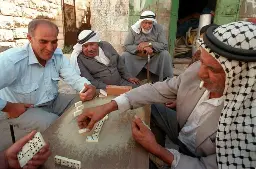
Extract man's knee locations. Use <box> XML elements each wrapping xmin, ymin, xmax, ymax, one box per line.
<box><xmin>151</xmin><ymin>103</ymin><xmax>176</xmax><ymax>121</ymax></box>
<box><xmin>121</xmin><ymin>52</ymin><xmax>131</xmax><ymax>59</ymax></box>
<box><xmin>9</xmin><ymin>108</ymin><xmax>58</xmax><ymax>132</ymax></box>
<box><xmin>159</xmin><ymin>50</ymin><xmax>171</xmax><ymax>58</ymax></box>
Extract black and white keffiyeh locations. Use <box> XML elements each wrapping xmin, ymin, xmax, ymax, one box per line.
<box><xmin>198</xmin><ymin>21</ymin><xmax>256</xmax><ymax>168</ymax></box>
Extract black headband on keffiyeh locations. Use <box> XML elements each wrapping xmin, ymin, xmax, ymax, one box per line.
<box><xmin>203</xmin><ymin>24</ymin><xmax>256</xmax><ymax>62</ymax></box>
<box><xmin>198</xmin><ymin>21</ymin><xmax>256</xmax><ymax>169</ymax></box>
<box><xmin>78</xmin><ymin>31</ymin><xmax>96</xmax><ymax>44</ymax></box>
<box><xmin>140</xmin><ymin>15</ymin><xmax>156</xmax><ymax>19</ymax></box>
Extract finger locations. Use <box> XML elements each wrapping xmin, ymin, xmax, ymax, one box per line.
<box><xmin>38</xmin><ymin>143</ymin><xmax>50</xmax><ymax>154</ymax></box>
<box><xmin>131</xmin><ymin>120</ymin><xmax>140</xmax><ymax>136</ymax></box>
<box><xmin>87</xmin><ymin>118</ymin><xmax>97</xmax><ymax>130</ymax></box>
<box><xmin>23</xmin><ymin>165</ymin><xmax>37</xmax><ymax>169</ymax></box>
<box><xmin>30</xmin><ymin>150</ymin><xmax>51</xmax><ymax>165</ymax></box>
<box><xmin>24</xmin><ymin>104</ymin><xmax>33</xmax><ymax>108</ymax></box>
<box><xmin>133</xmin><ymin>115</ymin><xmax>144</xmax><ymax>128</ymax></box>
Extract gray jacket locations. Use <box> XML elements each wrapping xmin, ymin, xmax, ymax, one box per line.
<box><xmin>77</xmin><ymin>41</ymin><xmax>132</xmax><ymax>89</ymax></box>
<box><xmin>125</xmin><ymin>62</ymin><xmax>223</xmax><ymax>169</ymax></box>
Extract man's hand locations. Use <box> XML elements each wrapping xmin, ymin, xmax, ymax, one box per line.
<box><xmin>131</xmin><ymin>116</ymin><xmax>160</xmax><ymax>155</ymax></box>
<box><xmin>2</xmin><ymin>102</ymin><xmax>33</xmax><ymax>118</ymax></box>
<box><xmin>143</xmin><ymin>47</ymin><xmax>153</xmax><ymax>55</ymax></box>
<box><xmin>79</xmin><ymin>84</ymin><xmax>96</xmax><ymax>101</ymax></box>
<box><xmin>165</xmin><ymin>100</ymin><xmax>176</xmax><ymax>109</ymax></box>
<box><xmin>128</xmin><ymin>78</ymin><xmax>140</xmax><ymax>85</ymax></box>
<box><xmin>137</xmin><ymin>42</ymin><xmax>151</xmax><ymax>52</ymax></box>
<box><xmin>132</xmin><ymin>116</ymin><xmax>174</xmax><ymax>166</ymax></box>
<box><xmin>5</xmin><ymin>130</ymin><xmax>51</xmax><ymax>169</ymax></box>
<box><xmin>77</xmin><ymin>101</ymin><xmax>118</xmax><ymax>130</ymax></box>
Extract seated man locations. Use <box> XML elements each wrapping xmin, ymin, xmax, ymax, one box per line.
<box><xmin>0</xmin><ymin>19</ymin><xmax>96</xmax><ymax>133</ymax></box>
<box><xmin>121</xmin><ymin>10</ymin><xmax>173</xmax><ymax>81</ymax></box>
<box><xmin>70</xmin><ymin>30</ymin><xmax>139</xmax><ymax>89</ymax></box>
<box><xmin>76</xmin><ymin>21</ymin><xmax>256</xmax><ymax>168</ymax></box>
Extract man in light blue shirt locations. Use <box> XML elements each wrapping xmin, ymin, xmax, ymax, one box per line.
<box><xmin>0</xmin><ymin>19</ymin><xmax>96</xmax><ymax>133</ymax></box>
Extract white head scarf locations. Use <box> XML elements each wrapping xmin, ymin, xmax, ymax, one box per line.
<box><xmin>70</xmin><ymin>30</ymin><xmax>100</xmax><ymax>74</ymax></box>
<box><xmin>131</xmin><ymin>10</ymin><xmax>157</xmax><ymax>34</ymax></box>
<box><xmin>198</xmin><ymin>21</ymin><xmax>256</xmax><ymax>169</ymax></box>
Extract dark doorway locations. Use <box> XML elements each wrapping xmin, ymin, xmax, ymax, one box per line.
<box><xmin>63</xmin><ymin>0</ymin><xmax>78</xmax><ymax>46</ymax></box>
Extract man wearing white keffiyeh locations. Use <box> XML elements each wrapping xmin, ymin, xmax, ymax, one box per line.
<box><xmin>197</xmin><ymin>21</ymin><xmax>256</xmax><ymax>168</ymax></box>
<box><xmin>70</xmin><ymin>30</ymin><xmax>139</xmax><ymax>89</ymax></box>
<box><xmin>121</xmin><ymin>11</ymin><xmax>173</xmax><ymax>81</ymax></box>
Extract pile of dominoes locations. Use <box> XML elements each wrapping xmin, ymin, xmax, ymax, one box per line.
<box><xmin>17</xmin><ymin>132</ymin><xmax>46</xmax><ymax>168</ymax></box>
<box><xmin>55</xmin><ymin>155</ymin><xmax>81</xmax><ymax>169</ymax></box>
<box><xmin>73</xmin><ymin>100</ymin><xmax>109</xmax><ymax>142</ymax></box>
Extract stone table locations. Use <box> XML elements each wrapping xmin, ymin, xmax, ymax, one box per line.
<box><xmin>41</xmin><ymin>96</ymin><xmax>151</xmax><ymax>169</ymax></box>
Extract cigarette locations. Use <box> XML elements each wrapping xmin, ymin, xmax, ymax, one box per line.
<box><xmin>199</xmin><ymin>81</ymin><xmax>204</xmax><ymax>89</ymax></box>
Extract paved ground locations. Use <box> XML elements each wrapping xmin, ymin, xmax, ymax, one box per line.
<box><xmin>0</xmin><ymin>58</ymin><xmax>190</xmax><ymax>151</ymax></box>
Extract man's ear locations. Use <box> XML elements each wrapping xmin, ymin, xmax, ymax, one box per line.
<box><xmin>27</xmin><ymin>34</ymin><xmax>32</xmax><ymax>42</ymax></box>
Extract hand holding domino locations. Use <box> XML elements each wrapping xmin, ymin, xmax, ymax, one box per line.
<box><xmin>13</xmin><ymin>131</ymin><xmax>50</xmax><ymax>168</ymax></box>
<box><xmin>79</xmin><ymin>84</ymin><xmax>96</xmax><ymax>102</ymax></box>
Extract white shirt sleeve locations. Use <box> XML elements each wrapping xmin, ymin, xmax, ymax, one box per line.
<box><xmin>166</xmin><ymin>148</ymin><xmax>181</xmax><ymax>168</ymax></box>
<box><xmin>113</xmin><ymin>94</ymin><xmax>131</xmax><ymax>113</ymax></box>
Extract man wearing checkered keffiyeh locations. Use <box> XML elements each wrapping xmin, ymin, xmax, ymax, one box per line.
<box><xmin>198</xmin><ymin>21</ymin><xmax>256</xmax><ymax>169</ymax></box>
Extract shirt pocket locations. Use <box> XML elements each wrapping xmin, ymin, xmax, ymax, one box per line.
<box><xmin>11</xmin><ymin>83</ymin><xmax>39</xmax><ymax>104</ymax></box>
<box><xmin>47</xmin><ymin>72</ymin><xmax>60</xmax><ymax>99</ymax></box>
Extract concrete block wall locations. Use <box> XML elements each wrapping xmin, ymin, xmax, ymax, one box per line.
<box><xmin>0</xmin><ymin>0</ymin><xmax>64</xmax><ymax>52</ymax></box>
<box><xmin>90</xmin><ymin>0</ymin><xmax>130</xmax><ymax>54</ymax></box>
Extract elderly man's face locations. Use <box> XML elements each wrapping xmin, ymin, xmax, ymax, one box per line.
<box><xmin>198</xmin><ymin>48</ymin><xmax>226</xmax><ymax>95</ymax></box>
<box><xmin>141</xmin><ymin>20</ymin><xmax>153</xmax><ymax>33</ymax></box>
<box><xmin>27</xmin><ymin>24</ymin><xmax>58</xmax><ymax>66</ymax></box>
<box><xmin>82</xmin><ymin>42</ymin><xmax>99</xmax><ymax>57</ymax></box>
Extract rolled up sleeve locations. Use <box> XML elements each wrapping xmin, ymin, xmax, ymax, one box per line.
<box><xmin>59</xmin><ymin>54</ymin><xmax>91</xmax><ymax>92</ymax></box>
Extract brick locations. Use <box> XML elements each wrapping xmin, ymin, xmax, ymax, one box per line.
<box><xmin>0</xmin><ymin>2</ymin><xmax>22</xmax><ymax>17</ymax></box>
<box><xmin>0</xmin><ymin>16</ymin><xmax>15</xmax><ymax>29</ymax></box>
<box><xmin>0</xmin><ymin>29</ymin><xmax>14</xmax><ymax>41</ymax></box>
<box><xmin>106</xmin><ymin>85</ymin><xmax>132</xmax><ymax>96</ymax></box>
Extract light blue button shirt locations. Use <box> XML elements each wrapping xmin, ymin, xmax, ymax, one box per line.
<box><xmin>0</xmin><ymin>43</ymin><xmax>90</xmax><ymax>117</ymax></box>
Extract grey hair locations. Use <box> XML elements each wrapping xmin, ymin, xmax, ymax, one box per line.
<box><xmin>28</xmin><ymin>19</ymin><xmax>59</xmax><ymax>36</ymax></box>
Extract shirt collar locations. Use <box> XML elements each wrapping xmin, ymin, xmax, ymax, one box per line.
<box><xmin>27</xmin><ymin>43</ymin><xmax>59</xmax><ymax>65</ymax></box>
<box><xmin>28</xmin><ymin>43</ymin><xmax>39</xmax><ymax>65</ymax></box>
<box><xmin>203</xmin><ymin>90</ymin><xmax>224</xmax><ymax>106</ymax></box>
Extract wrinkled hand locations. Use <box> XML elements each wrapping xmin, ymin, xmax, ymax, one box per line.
<box><xmin>79</xmin><ymin>84</ymin><xmax>96</xmax><ymax>102</ymax></box>
<box><xmin>143</xmin><ymin>47</ymin><xmax>153</xmax><ymax>55</ymax></box>
<box><xmin>165</xmin><ymin>100</ymin><xmax>176</xmax><ymax>109</ymax></box>
<box><xmin>132</xmin><ymin>116</ymin><xmax>160</xmax><ymax>155</ymax></box>
<box><xmin>77</xmin><ymin>101</ymin><xmax>117</xmax><ymax>130</ymax></box>
<box><xmin>137</xmin><ymin>42</ymin><xmax>150</xmax><ymax>52</ymax></box>
<box><xmin>2</xmin><ymin>102</ymin><xmax>33</xmax><ymax>118</ymax></box>
<box><xmin>128</xmin><ymin>78</ymin><xmax>140</xmax><ymax>85</ymax></box>
<box><xmin>5</xmin><ymin>130</ymin><xmax>51</xmax><ymax>169</ymax></box>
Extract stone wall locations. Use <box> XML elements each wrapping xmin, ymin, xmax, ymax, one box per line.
<box><xmin>90</xmin><ymin>0</ymin><xmax>129</xmax><ymax>53</ymax></box>
<box><xmin>89</xmin><ymin>0</ymin><xmax>171</xmax><ymax>54</ymax></box>
<box><xmin>0</xmin><ymin>0</ymin><xmax>64</xmax><ymax>52</ymax></box>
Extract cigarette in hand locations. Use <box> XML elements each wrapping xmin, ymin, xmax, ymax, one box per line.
<box><xmin>199</xmin><ymin>81</ymin><xmax>204</xmax><ymax>90</ymax></box>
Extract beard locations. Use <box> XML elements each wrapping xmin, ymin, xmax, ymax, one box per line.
<box><xmin>141</xmin><ymin>27</ymin><xmax>152</xmax><ymax>34</ymax></box>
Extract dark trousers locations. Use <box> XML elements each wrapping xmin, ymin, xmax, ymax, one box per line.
<box><xmin>149</xmin><ymin>104</ymin><xmax>195</xmax><ymax>169</ymax></box>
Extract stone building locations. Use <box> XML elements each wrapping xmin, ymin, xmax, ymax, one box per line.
<box><xmin>0</xmin><ymin>0</ymin><xmax>172</xmax><ymax>54</ymax></box>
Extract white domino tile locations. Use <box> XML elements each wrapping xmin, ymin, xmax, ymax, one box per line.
<box><xmin>79</xmin><ymin>86</ymin><xmax>87</xmax><ymax>93</ymax></box>
<box><xmin>75</xmin><ymin>101</ymin><xmax>82</xmax><ymax>107</ymax></box>
<box><xmin>74</xmin><ymin>110</ymin><xmax>83</xmax><ymax>117</ymax></box>
<box><xmin>76</xmin><ymin>105</ymin><xmax>84</xmax><ymax>111</ymax></box>
<box><xmin>54</xmin><ymin>155</ymin><xmax>81</xmax><ymax>169</ymax></box>
<box><xmin>78</xmin><ymin>128</ymin><xmax>89</xmax><ymax>134</ymax></box>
